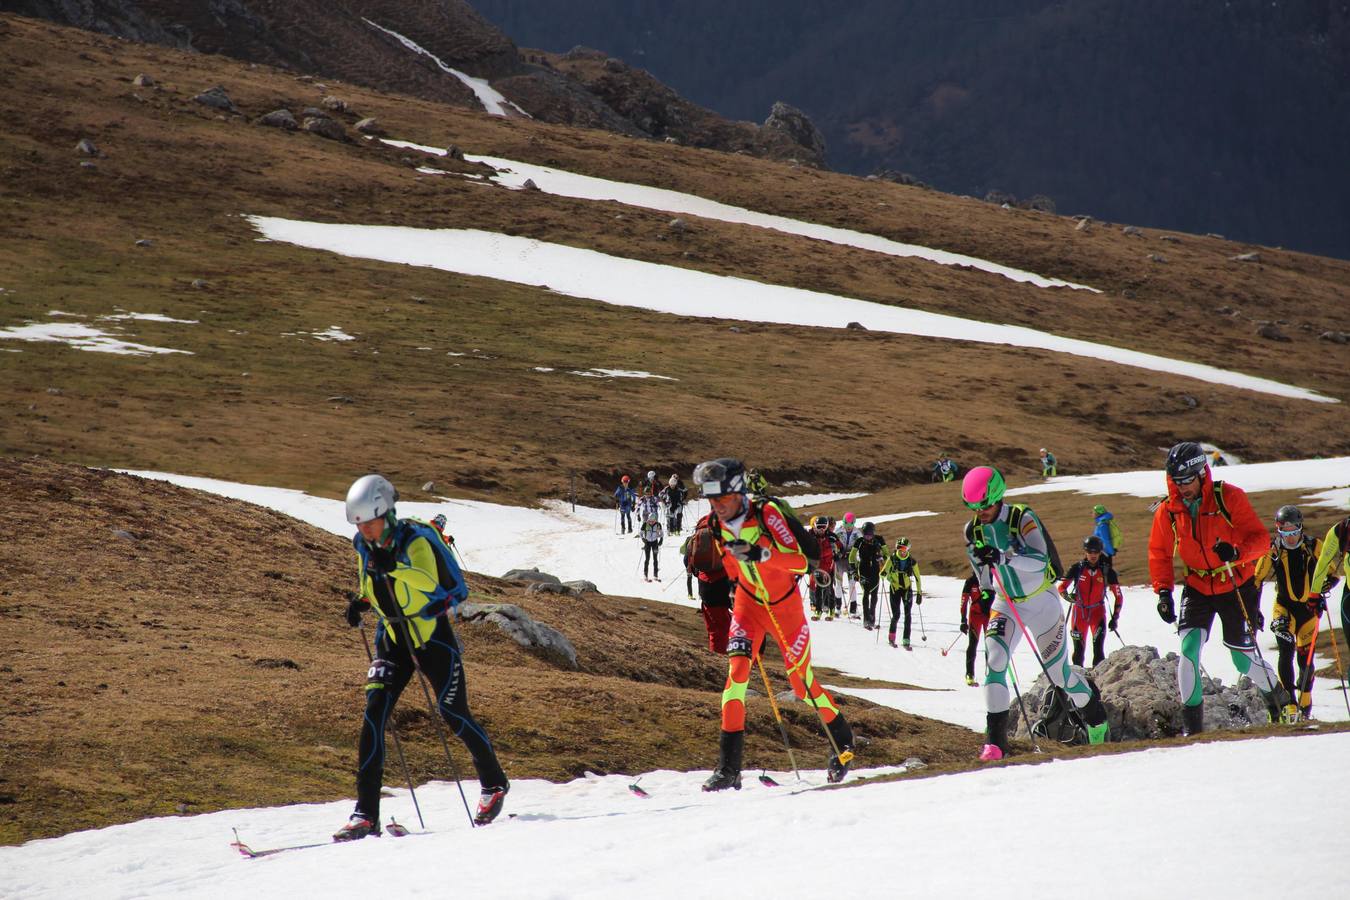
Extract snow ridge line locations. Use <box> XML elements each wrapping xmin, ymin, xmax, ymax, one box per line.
<box><xmin>362</xmin><ymin>18</ymin><xmax>528</xmax><ymax>118</ymax></box>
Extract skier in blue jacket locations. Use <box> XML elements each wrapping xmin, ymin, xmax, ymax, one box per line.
<box><xmin>614</xmin><ymin>475</ymin><xmax>637</xmax><ymax>533</ymax></box>
<box><xmin>1092</xmin><ymin>504</ymin><xmax>1119</xmax><ymax>562</ymax></box>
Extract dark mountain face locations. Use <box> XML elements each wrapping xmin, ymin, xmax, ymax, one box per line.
<box><xmin>471</xmin><ymin>0</ymin><xmax>1350</xmax><ymax>259</ymax></box>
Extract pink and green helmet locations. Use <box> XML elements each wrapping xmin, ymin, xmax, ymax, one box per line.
<box><xmin>961</xmin><ymin>466</ymin><xmax>1006</xmax><ymax>511</ymax></box>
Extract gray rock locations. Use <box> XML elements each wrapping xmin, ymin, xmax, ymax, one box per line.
<box><xmin>1320</xmin><ymin>330</ymin><xmax>1349</xmax><ymax>344</ymax></box>
<box><xmin>134</xmin><ymin>239</ymin><xmax>154</xmax><ymax>248</ymax></box>
<box><xmin>193</xmin><ymin>86</ymin><xmax>236</xmax><ymax>112</ymax></box>
<box><xmin>526</xmin><ymin>581</ymin><xmax>575</xmax><ymax>595</ymax></box>
<box><xmin>421</xmin><ymin>481</ymin><xmax>435</xmax><ymax>492</ymax></box>
<box><xmin>80</xmin><ymin>161</ymin><xmax>98</xmax><ymax>170</ymax></box>
<box><xmin>457</xmin><ymin>601</ymin><xmax>578</xmax><ymax>669</ymax></box>
<box><xmin>112</xmin><ymin>529</ymin><xmax>136</xmax><ymax>541</ymax></box>
<box><xmin>1256</xmin><ymin>323</ymin><xmax>1291</xmax><ymax>342</ymax></box>
<box><xmin>563</xmin><ymin>580</ymin><xmax>600</xmax><ymax>594</ymax></box>
<box><xmin>1181</xmin><ymin>394</ymin><xmax>1199</xmax><ymax>409</ymax></box>
<box><xmin>320</xmin><ymin>95</ymin><xmax>348</xmax><ymax>112</ymax></box>
<box><xmin>1232</xmin><ymin>252</ymin><xmax>1261</xmax><ymax>262</ymax></box>
<box><xmin>301</xmin><ymin>107</ymin><xmax>329</xmax><ymax>119</ymax></box>
<box><xmin>75</xmin><ymin>138</ymin><xmax>100</xmax><ymax>156</ymax></box>
<box><xmin>1148</xmin><ymin>254</ymin><xmax>1168</xmax><ymax>263</ymax></box>
<box><xmin>763</xmin><ymin>101</ymin><xmax>826</xmax><ymax>165</ymax></box>
<box><xmin>521</xmin><ymin>178</ymin><xmax>540</xmax><ymax>191</ymax></box>
<box><xmin>354</xmin><ymin>117</ymin><xmax>384</xmax><ymax>135</ymax></box>
<box><xmin>303</xmin><ymin>117</ymin><xmax>348</xmax><ymax>142</ymax></box>
<box><xmin>446</xmin><ymin>144</ymin><xmax>466</xmax><ymax>160</ymax></box>
<box><xmin>502</xmin><ymin>567</ymin><xmax>562</xmax><ymax>585</ymax></box>
<box><xmin>845</xmin><ymin>321</ymin><xmax>867</xmax><ymax>330</ymax></box>
<box><xmin>902</xmin><ymin>756</ymin><xmax>927</xmax><ymax>770</ymax></box>
<box><xmin>256</xmin><ymin>109</ymin><xmax>298</xmax><ymax>130</ymax></box>
<box><xmin>190</xmin><ymin>278</ymin><xmax>209</xmax><ymax>290</ymax></box>
<box><xmin>1160</xmin><ymin>234</ymin><xmax>1182</xmax><ymax>243</ymax></box>
<box><xmin>132</xmin><ymin>73</ymin><xmax>155</xmax><ymax>88</ymax></box>
<box><xmin>1075</xmin><ymin>218</ymin><xmax>1092</xmax><ymax>233</ymax></box>
<box><xmin>1008</xmin><ymin>645</ymin><xmax>1273</xmax><ymax>740</ymax></box>
<box><xmin>1122</xmin><ymin>225</ymin><xmax>1143</xmax><ymax>236</ymax></box>
<box><xmin>668</xmin><ymin>217</ymin><xmax>687</xmax><ymax>233</ymax></box>
<box><xmin>984</xmin><ymin>189</ymin><xmax>1017</xmax><ymax>206</ymax></box>
<box><xmin>604</xmin><ymin>57</ymin><xmax>626</xmax><ymax>73</ymax></box>
<box><xmin>1023</xmin><ymin>194</ymin><xmax>1056</xmax><ymax>213</ymax></box>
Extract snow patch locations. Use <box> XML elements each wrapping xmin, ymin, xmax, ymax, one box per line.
<box><xmin>0</xmin><ymin>321</ymin><xmax>192</xmax><ymax>356</ymax></box>
<box><xmin>100</xmin><ymin>312</ymin><xmax>199</xmax><ymax>324</ymax></box>
<box><xmin>244</xmin><ymin>215</ymin><xmax>1336</xmax><ymax>404</ymax></box>
<box><xmin>362</xmin><ymin>19</ymin><xmax>529</xmax><ymax>118</ymax></box>
<box><xmin>569</xmin><ymin>368</ymin><xmax>676</xmax><ymax>380</ymax></box>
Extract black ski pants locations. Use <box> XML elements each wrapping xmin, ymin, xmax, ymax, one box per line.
<box><xmin>642</xmin><ymin>540</ymin><xmax>661</xmax><ymax>578</ymax></box>
<box><xmin>887</xmin><ymin>586</ymin><xmax>913</xmax><ymax>640</ymax></box>
<box><xmin>860</xmin><ymin>569</ymin><xmax>880</xmax><ymax>626</ymax></box>
<box><xmin>357</xmin><ymin>617</ymin><xmax>506</xmax><ymax>821</ymax></box>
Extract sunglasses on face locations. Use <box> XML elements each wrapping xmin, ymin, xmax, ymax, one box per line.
<box><xmin>1173</xmin><ymin>474</ymin><xmax>1199</xmax><ymax>486</ymax></box>
<box><xmin>1277</xmin><ymin>525</ymin><xmax>1302</xmax><ymax>535</ymax></box>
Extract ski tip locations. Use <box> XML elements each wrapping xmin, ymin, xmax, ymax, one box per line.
<box><xmin>757</xmin><ymin>773</ymin><xmax>781</xmax><ymax>787</ymax></box>
<box><xmin>627</xmin><ymin>783</ymin><xmax>651</xmax><ymax>798</ymax></box>
<box><xmin>230</xmin><ymin>841</ymin><xmax>258</xmax><ymax>859</ymax></box>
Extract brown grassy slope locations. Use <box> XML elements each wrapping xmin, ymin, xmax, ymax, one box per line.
<box><xmin>0</xmin><ymin>457</ymin><xmax>983</xmax><ymax>845</ymax></box>
<box><xmin>804</xmin><ymin>478</ymin><xmax>1348</xmax><ymax>590</ymax></box>
<box><xmin>1</xmin><ymin>15</ymin><xmax>1348</xmax><ymax>509</ymax></box>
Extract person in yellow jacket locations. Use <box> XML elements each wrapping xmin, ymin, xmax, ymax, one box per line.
<box><xmin>1255</xmin><ymin>506</ymin><xmax>1326</xmax><ymax>721</ymax></box>
<box><xmin>880</xmin><ymin>538</ymin><xmax>923</xmax><ymax>649</ymax></box>
<box><xmin>1310</xmin><ymin>511</ymin><xmax>1348</xmax><ymax>644</ymax></box>
<box><xmin>337</xmin><ymin>474</ymin><xmax>509</xmax><ymax>840</ymax></box>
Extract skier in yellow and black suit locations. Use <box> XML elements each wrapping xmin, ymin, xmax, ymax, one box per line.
<box><xmin>1254</xmin><ymin>506</ymin><xmax>1325</xmax><ymax>722</ymax></box>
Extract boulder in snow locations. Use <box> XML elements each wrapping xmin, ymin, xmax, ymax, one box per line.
<box><xmin>457</xmin><ymin>601</ymin><xmax>578</xmax><ymax>669</ymax></box>
<box><xmin>502</xmin><ymin>567</ymin><xmax>562</xmax><ymax>586</ymax></box>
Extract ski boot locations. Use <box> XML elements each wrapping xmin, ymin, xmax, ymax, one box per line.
<box><xmin>702</xmin><ymin>731</ymin><xmax>743</xmax><ymax>792</ymax></box>
<box><xmin>1083</xmin><ymin>680</ymin><xmax>1110</xmax><ymax>745</ymax></box>
<box><xmin>826</xmin><ymin>612</ymin><xmax>835</xmax><ymax>622</ymax></box>
<box><xmin>333</xmin><ymin>813</ymin><xmax>379</xmax><ymax>842</ymax></box>
<box><xmin>812</xmin><ymin>612</ymin><xmax>821</xmax><ymax>621</ymax></box>
<box><xmin>902</xmin><ymin>639</ymin><xmax>912</xmax><ymax>651</ymax></box>
<box><xmin>1181</xmin><ymin>703</ymin><xmax>1204</xmax><ymax>737</ymax></box>
<box><xmin>474</xmin><ymin>783</ymin><xmax>509</xmax><ymax>825</ymax></box>
<box><xmin>1279</xmin><ymin>704</ymin><xmax>1300</xmax><ymax>725</ymax></box>
<box><xmin>887</xmin><ymin>632</ymin><xmax>897</xmax><ymax>648</ymax></box>
<box><xmin>825</xmin><ymin>716</ymin><xmax>856</xmax><ymax>784</ymax></box>
<box><xmin>980</xmin><ymin>710</ymin><xmax>1010</xmax><ymax>762</ymax></box>
<box><xmin>965</xmin><ymin>675</ymin><xmax>978</xmax><ymax>687</ymax></box>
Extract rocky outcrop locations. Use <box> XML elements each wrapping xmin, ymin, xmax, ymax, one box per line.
<box><xmin>502</xmin><ymin>567</ymin><xmax>562</xmax><ymax>585</ymax></box>
<box><xmin>457</xmin><ymin>601</ymin><xmax>578</xmax><ymax>669</ymax></box>
<box><xmin>763</xmin><ymin>101</ymin><xmax>826</xmax><ymax>165</ymax></box>
<box><xmin>1008</xmin><ymin>645</ymin><xmax>1274</xmax><ymax>740</ymax></box>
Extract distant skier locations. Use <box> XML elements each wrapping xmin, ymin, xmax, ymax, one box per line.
<box><xmin>932</xmin><ymin>455</ymin><xmax>959</xmax><ymax>483</ymax></box>
<box><xmin>1039</xmin><ymin>448</ymin><xmax>1057</xmax><ymax>478</ymax></box>
<box><xmin>661</xmin><ymin>473</ymin><xmax>688</xmax><ymax>534</ymax></box>
<box><xmin>808</xmin><ymin>515</ymin><xmax>843</xmax><ymax>621</ymax></box>
<box><xmin>959</xmin><ymin>575</ymin><xmax>992</xmax><ymax>686</ymax></box>
<box><xmin>693</xmin><ymin>457</ymin><xmax>854</xmax><ymax>791</ymax></box>
<box><xmin>636</xmin><ymin>491</ymin><xmax>660</xmax><ymax>527</ymax></box>
<box><xmin>1091</xmin><ymin>503</ymin><xmax>1121</xmax><ymax>563</ymax></box>
<box><xmin>880</xmin><ymin>538</ymin><xmax>923</xmax><ymax>648</ymax></box>
<box><xmin>614</xmin><ymin>474</ymin><xmax>636</xmax><ymax>534</ymax></box>
<box><xmin>1254</xmin><ymin>506</ymin><xmax>1325</xmax><ymax>722</ymax></box>
<box><xmin>1057</xmin><ymin>536</ymin><xmax>1124</xmax><ymax>667</ymax></box>
<box><xmin>1210</xmin><ymin>449</ymin><xmax>1229</xmax><ymax>467</ymax></box>
<box><xmin>962</xmin><ymin>465</ymin><xmax>1109</xmax><ymax>760</ymax></box>
<box><xmin>638</xmin><ymin>509</ymin><xmax>664</xmax><ymax>582</ymax></box>
<box><xmin>640</xmin><ymin>469</ymin><xmax>660</xmax><ymax>498</ymax></box>
<box><xmin>849</xmin><ymin>522</ymin><xmax>887</xmax><ymax>629</ymax></box>
<box><xmin>337</xmin><ymin>474</ymin><xmax>508</xmax><ymax>839</ymax></box>
<box><xmin>836</xmin><ymin>512</ymin><xmax>861</xmax><ymax>614</ymax></box>
<box><xmin>683</xmin><ymin>514</ymin><xmax>734</xmax><ymax>654</ymax></box>
<box><xmin>1148</xmin><ymin>441</ymin><xmax>1289</xmax><ymax>736</ymax></box>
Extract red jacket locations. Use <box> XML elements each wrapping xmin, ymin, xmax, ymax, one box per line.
<box><xmin>1148</xmin><ymin>467</ymin><xmax>1268</xmax><ymax>595</ymax></box>
<box><xmin>1058</xmin><ymin>559</ymin><xmax>1123</xmax><ymax>613</ymax></box>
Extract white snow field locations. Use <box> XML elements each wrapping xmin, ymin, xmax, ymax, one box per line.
<box><xmin>6</xmin><ymin>460</ymin><xmax>1347</xmax><ymax>897</ymax></box>
<box><xmin>381</xmin><ymin>138</ymin><xmax>1094</xmax><ymax>291</ymax></box>
<box><xmin>0</xmin><ymin>320</ymin><xmax>192</xmax><ymax>356</ymax></box>
<box><xmin>244</xmin><ymin>215</ymin><xmax>1336</xmax><ymax>404</ymax></box>
<box><xmin>361</xmin><ymin>20</ymin><xmax>528</xmax><ymax>118</ymax></box>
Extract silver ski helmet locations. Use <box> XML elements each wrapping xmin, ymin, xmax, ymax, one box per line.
<box><xmin>693</xmin><ymin>458</ymin><xmax>746</xmax><ymax>497</ymax></box>
<box><xmin>1275</xmin><ymin>505</ymin><xmax>1302</xmax><ymax>529</ymax></box>
<box><xmin>346</xmin><ymin>474</ymin><xmax>398</xmax><ymax>525</ymax></box>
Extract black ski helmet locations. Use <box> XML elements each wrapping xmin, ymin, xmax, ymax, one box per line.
<box><xmin>1274</xmin><ymin>505</ymin><xmax>1303</xmax><ymax>529</ymax></box>
<box><xmin>1083</xmin><ymin>535</ymin><xmax>1104</xmax><ymax>553</ymax></box>
<box><xmin>692</xmin><ymin>458</ymin><xmax>746</xmax><ymax>497</ymax></box>
<box><xmin>862</xmin><ymin>521</ymin><xmax>876</xmax><ymax>535</ymax></box>
<box><xmin>1165</xmin><ymin>441</ymin><xmax>1208</xmax><ymax>483</ymax></box>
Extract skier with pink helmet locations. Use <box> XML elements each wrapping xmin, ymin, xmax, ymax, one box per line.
<box><xmin>960</xmin><ymin>466</ymin><xmax>1109</xmax><ymax>760</ymax></box>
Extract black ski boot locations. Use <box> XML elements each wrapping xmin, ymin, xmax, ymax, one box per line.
<box><xmin>825</xmin><ymin>715</ymin><xmax>855</xmax><ymax>783</ymax></box>
<box><xmin>703</xmin><ymin>730</ymin><xmax>743</xmax><ymax>792</ymax></box>
<box><xmin>980</xmin><ymin>710</ymin><xmax>1011</xmax><ymax>761</ymax></box>
<box><xmin>1181</xmin><ymin>703</ymin><xmax>1204</xmax><ymax>737</ymax></box>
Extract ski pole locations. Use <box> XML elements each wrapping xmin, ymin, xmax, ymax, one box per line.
<box><xmin>755</xmin><ymin>652</ymin><xmax>801</xmax><ymax>781</ymax></box>
<box><xmin>381</xmin><ymin>576</ymin><xmax>477</xmax><ymax>828</ymax></box>
<box><xmin>940</xmin><ymin>631</ymin><xmax>963</xmax><ymax>656</ymax></box>
<box><xmin>917</xmin><ymin>592</ymin><xmax>927</xmax><ymax>641</ymax></box>
<box><xmin>1299</xmin><ymin>613</ymin><xmax>1321</xmax><ymax>712</ymax></box>
<box><xmin>1008</xmin><ymin>655</ymin><xmax>1041</xmax><ymax>753</ymax></box>
<box><xmin>1320</xmin><ymin>606</ymin><xmax>1350</xmax><ymax>717</ymax></box>
<box><xmin>359</xmin><ymin>624</ymin><xmax>425</xmax><ymax>830</ymax></box>
<box><xmin>1224</xmin><ymin>561</ymin><xmax>1281</xmax><ymax>696</ymax></box>
<box><xmin>760</xmin><ymin>584</ymin><xmax>852</xmax><ymax>768</ymax></box>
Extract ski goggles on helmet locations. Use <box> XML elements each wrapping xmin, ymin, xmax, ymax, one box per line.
<box><xmin>693</xmin><ymin>458</ymin><xmax>745</xmax><ymax>497</ymax></box>
<box><xmin>1277</xmin><ymin>523</ymin><xmax>1303</xmax><ymax>536</ymax></box>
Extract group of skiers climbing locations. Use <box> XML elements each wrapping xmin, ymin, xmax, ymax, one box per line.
<box><xmin>327</xmin><ymin>439</ymin><xmax>1348</xmax><ymax>834</ymax></box>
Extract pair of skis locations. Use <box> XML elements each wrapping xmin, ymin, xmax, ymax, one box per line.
<box><xmin>230</xmin><ymin>821</ymin><xmax>415</xmax><ymax>859</ymax></box>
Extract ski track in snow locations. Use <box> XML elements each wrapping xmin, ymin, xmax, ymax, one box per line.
<box><xmin>243</xmin><ymin>215</ymin><xmax>1336</xmax><ymax>404</ymax></box>
<box><xmin>4</xmin><ymin>737</ymin><xmax>1347</xmax><ymax>898</ymax></box>
<box><xmin>361</xmin><ymin>20</ymin><xmax>527</xmax><ymax>118</ymax></box>
<box><xmin>381</xmin><ymin>138</ymin><xmax>1094</xmax><ymax>291</ymax></box>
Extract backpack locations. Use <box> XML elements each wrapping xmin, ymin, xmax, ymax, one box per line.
<box><xmin>1107</xmin><ymin>519</ymin><xmax>1123</xmax><ymax>553</ymax></box>
<box><xmin>1005</xmin><ymin>503</ymin><xmax>1065</xmax><ymax>581</ymax></box>
<box><xmin>685</xmin><ymin>523</ymin><xmax>723</xmax><ymax>575</ymax></box>
<box><xmin>1031</xmin><ymin>684</ymin><xmax>1093</xmax><ymax>745</ymax></box>
<box><xmin>404</xmin><ymin>517</ymin><xmax>469</xmax><ymax>606</ymax></box>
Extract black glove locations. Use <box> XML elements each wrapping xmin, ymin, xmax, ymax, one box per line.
<box><xmin>1108</xmin><ymin>612</ymin><xmax>1119</xmax><ymax>631</ymax></box>
<box><xmin>960</xmin><ymin>620</ymin><xmax>969</xmax><ymax>634</ymax></box>
<box><xmin>915</xmin><ymin>593</ymin><xmax>923</xmax><ymax>606</ymax></box>
<box><xmin>1212</xmin><ymin>540</ymin><xmax>1239</xmax><ymax>564</ymax></box>
<box><xmin>1271</xmin><ymin>615</ymin><xmax>1293</xmax><ymax>643</ymax></box>
<box><xmin>972</xmin><ymin>543</ymin><xmax>1002</xmax><ymax>566</ymax></box>
<box><xmin>1254</xmin><ymin>609</ymin><xmax>1265</xmax><ymax>632</ymax></box>
<box><xmin>1157</xmin><ymin>589</ymin><xmax>1176</xmax><ymax>624</ymax></box>
<box><xmin>1310</xmin><ymin>593</ymin><xmax>1327</xmax><ymax>614</ymax></box>
<box><xmin>345</xmin><ymin>595</ymin><xmax>370</xmax><ymax>628</ymax></box>
<box><xmin>727</xmin><ymin>540</ymin><xmax>769</xmax><ymax>564</ymax></box>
